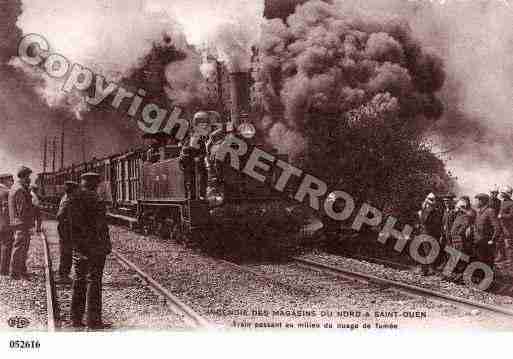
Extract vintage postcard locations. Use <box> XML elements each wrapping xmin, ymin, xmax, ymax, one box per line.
<box><xmin>1</xmin><ymin>0</ymin><xmax>513</xmax><ymax>356</ymax></box>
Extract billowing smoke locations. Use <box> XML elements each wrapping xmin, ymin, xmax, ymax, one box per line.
<box><xmin>256</xmin><ymin>0</ymin><xmax>445</xmax><ymax>161</ymax></box>
<box><xmin>12</xmin><ymin>0</ymin><xmax>186</xmax><ymax>117</ymax></box>
<box><xmin>154</xmin><ymin>0</ymin><xmax>265</xmax><ymax>71</ymax></box>
<box><xmin>1</xmin><ymin>0</ymin><xmax>212</xmax><ymax>171</ymax></box>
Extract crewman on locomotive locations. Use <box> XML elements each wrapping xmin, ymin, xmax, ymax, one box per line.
<box><xmin>205</xmin><ymin>126</ymin><xmax>228</xmax><ymax>207</ymax></box>
<box><xmin>179</xmin><ymin>111</ymin><xmax>215</xmax><ymax>199</ymax></box>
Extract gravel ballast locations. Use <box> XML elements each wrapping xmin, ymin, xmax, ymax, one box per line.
<box><xmin>42</xmin><ymin>221</ymin><xmax>189</xmax><ymax>331</ymax></box>
<box><xmin>109</xmin><ymin>224</ymin><xmax>513</xmax><ymax>330</ymax></box>
<box><xmin>0</xmin><ymin>232</ymin><xmax>48</xmax><ymax>331</ymax></box>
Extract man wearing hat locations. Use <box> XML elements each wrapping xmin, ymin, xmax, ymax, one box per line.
<box><xmin>70</xmin><ymin>172</ymin><xmax>111</xmax><ymax>329</ymax></box>
<box><xmin>178</xmin><ymin>111</ymin><xmax>212</xmax><ymax>199</ymax></box>
<box><xmin>474</xmin><ymin>193</ymin><xmax>501</xmax><ymax>271</ymax></box>
<box><xmin>490</xmin><ymin>187</ymin><xmax>501</xmax><ymax>217</ymax></box>
<box><xmin>8</xmin><ymin>166</ymin><xmax>34</xmax><ymax>279</ymax></box>
<box><xmin>440</xmin><ymin>193</ymin><xmax>457</xmax><ymax>269</ymax></box>
<box><xmin>417</xmin><ymin>192</ymin><xmax>443</xmax><ymax>276</ymax></box>
<box><xmin>56</xmin><ymin>181</ymin><xmax>78</xmax><ymax>284</ymax></box>
<box><xmin>0</xmin><ymin>173</ymin><xmax>14</xmax><ymax>276</ymax></box>
<box><xmin>497</xmin><ymin>186</ymin><xmax>513</xmax><ymax>263</ymax></box>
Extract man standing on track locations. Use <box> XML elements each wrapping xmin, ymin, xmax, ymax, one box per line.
<box><xmin>417</xmin><ymin>192</ymin><xmax>443</xmax><ymax>276</ymax></box>
<box><xmin>440</xmin><ymin>193</ymin><xmax>457</xmax><ymax>269</ymax></box>
<box><xmin>8</xmin><ymin>166</ymin><xmax>34</xmax><ymax>280</ymax></box>
<box><xmin>474</xmin><ymin>193</ymin><xmax>501</xmax><ymax>271</ymax></box>
<box><xmin>56</xmin><ymin>181</ymin><xmax>78</xmax><ymax>284</ymax></box>
<box><xmin>0</xmin><ymin>173</ymin><xmax>14</xmax><ymax>276</ymax></box>
<box><xmin>70</xmin><ymin>172</ymin><xmax>112</xmax><ymax>330</ymax></box>
<box><xmin>497</xmin><ymin>186</ymin><xmax>513</xmax><ymax>263</ymax></box>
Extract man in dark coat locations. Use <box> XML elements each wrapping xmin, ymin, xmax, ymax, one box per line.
<box><xmin>8</xmin><ymin>166</ymin><xmax>34</xmax><ymax>279</ymax></box>
<box><xmin>70</xmin><ymin>172</ymin><xmax>112</xmax><ymax>330</ymax></box>
<box><xmin>179</xmin><ymin>111</ymin><xmax>211</xmax><ymax>199</ymax></box>
<box><xmin>417</xmin><ymin>192</ymin><xmax>443</xmax><ymax>276</ymax></box>
<box><xmin>450</xmin><ymin>197</ymin><xmax>475</xmax><ymax>280</ymax></box>
<box><xmin>56</xmin><ymin>181</ymin><xmax>78</xmax><ymax>284</ymax></box>
<box><xmin>440</xmin><ymin>193</ymin><xmax>457</xmax><ymax>268</ymax></box>
<box><xmin>0</xmin><ymin>173</ymin><xmax>14</xmax><ymax>276</ymax></box>
<box><xmin>473</xmin><ymin>193</ymin><xmax>501</xmax><ymax>270</ymax></box>
<box><xmin>497</xmin><ymin>186</ymin><xmax>513</xmax><ymax>263</ymax></box>
<box><xmin>489</xmin><ymin>188</ymin><xmax>501</xmax><ymax>216</ymax></box>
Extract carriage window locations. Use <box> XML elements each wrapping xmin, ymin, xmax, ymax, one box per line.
<box><xmin>164</xmin><ymin>145</ymin><xmax>180</xmax><ymax>159</ymax></box>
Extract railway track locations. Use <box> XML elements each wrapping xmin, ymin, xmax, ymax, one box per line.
<box><xmin>111</xmin><ymin>249</ymin><xmax>211</xmax><ymax>329</ymax></box>
<box><xmin>294</xmin><ymin>256</ymin><xmax>513</xmax><ymax>318</ymax></box>
<box><xmin>40</xmin><ymin>230</ymin><xmax>59</xmax><ymax>331</ymax></box>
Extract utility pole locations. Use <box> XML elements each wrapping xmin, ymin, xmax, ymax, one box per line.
<box><xmin>60</xmin><ymin>119</ymin><xmax>65</xmax><ymax>169</ymax></box>
<box><xmin>42</xmin><ymin>136</ymin><xmax>47</xmax><ymax>174</ymax></box>
<box><xmin>52</xmin><ymin>137</ymin><xmax>56</xmax><ymax>173</ymax></box>
<box><xmin>81</xmin><ymin>123</ymin><xmax>86</xmax><ymax>163</ymax></box>
<box><xmin>42</xmin><ymin>136</ymin><xmax>47</xmax><ymax>195</ymax></box>
<box><xmin>216</xmin><ymin>59</ymin><xmax>223</xmax><ymax>113</ymax></box>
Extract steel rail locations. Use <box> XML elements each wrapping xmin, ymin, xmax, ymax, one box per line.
<box><xmin>40</xmin><ymin>230</ymin><xmax>59</xmax><ymax>331</ymax></box>
<box><xmin>294</xmin><ymin>256</ymin><xmax>513</xmax><ymax>317</ymax></box>
<box><xmin>111</xmin><ymin>249</ymin><xmax>211</xmax><ymax>329</ymax></box>
<box><xmin>217</xmin><ymin>259</ymin><xmax>313</xmax><ymax>296</ymax></box>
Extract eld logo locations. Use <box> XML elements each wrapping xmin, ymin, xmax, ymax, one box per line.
<box><xmin>7</xmin><ymin>316</ymin><xmax>30</xmax><ymax>329</ymax></box>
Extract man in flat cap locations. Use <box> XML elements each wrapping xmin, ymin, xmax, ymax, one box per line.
<box><xmin>70</xmin><ymin>172</ymin><xmax>111</xmax><ymax>329</ymax></box>
<box><xmin>474</xmin><ymin>193</ymin><xmax>501</xmax><ymax>272</ymax></box>
<box><xmin>440</xmin><ymin>193</ymin><xmax>457</xmax><ymax>269</ymax></box>
<box><xmin>0</xmin><ymin>173</ymin><xmax>14</xmax><ymax>276</ymax></box>
<box><xmin>56</xmin><ymin>181</ymin><xmax>78</xmax><ymax>284</ymax></box>
<box><xmin>489</xmin><ymin>187</ymin><xmax>501</xmax><ymax>217</ymax></box>
<box><xmin>417</xmin><ymin>192</ymin><xmax>443</xmax><ymax>276</ymax></box>
<box><xmin>8</xmin><ymin>166</ymin><xmax>34</xmax><ymax>279</ymax></box>
<box><xmin>497</xmin><ymin>186</ymin><xmax>513</xmax><ymax>263</ymax></box>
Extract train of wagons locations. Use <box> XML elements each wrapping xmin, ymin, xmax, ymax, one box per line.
<box><xmin>38</xmin><ymin>72</ymin><xmax>314</xmax><ymax>248</ymax></box>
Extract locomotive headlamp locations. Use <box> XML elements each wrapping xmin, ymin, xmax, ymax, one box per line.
<box><xmin>237</xmin><ymin>123</ymin><xmax>256</xmax><ymax>139</ymax></box>
<box><xmin>206</xmin><ymin>186</ymin><xmax>224</xmax><ymax>207</ymax></box>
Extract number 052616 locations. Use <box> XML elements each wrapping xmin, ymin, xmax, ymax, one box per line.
<box><xmin>9</xmin><ymin>340</ymin><xmax>40</xmax><ymax>349</ymax></box>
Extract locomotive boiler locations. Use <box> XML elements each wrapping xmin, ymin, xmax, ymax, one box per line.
<box><xmin>39</xmin><ymin>70</ymin><xmax>309</xmax><ymax>252</ymax></box>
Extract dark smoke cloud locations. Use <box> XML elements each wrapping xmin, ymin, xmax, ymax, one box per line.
<box><xmin>256</xmin><ymin>0</ymin><xmax>445</xmax><ymax>159</ymax></box>
<box><xmin>0</xmin><ymin>0</ymin><xmax>58</xmax><ymax>175</ymax></box>
<box><xmin>0</xmin><ymin>0</ymin><xmax>207</xmax><ymax>174</ymax></box>
<box><xmin>264</xmin><ymin>0</ymin><xmax>314</xmax><ymax>20</ymax></box>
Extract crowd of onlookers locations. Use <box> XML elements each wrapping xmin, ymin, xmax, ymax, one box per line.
<box><xmin>0</xmin><ymin>166</ymin><xmax>111</xmax><ymax>330</ymax></box>
<box><xmin>417</xmin><ymin>187</ymin><xmax>512</xmax><ymax>279</ymax></box>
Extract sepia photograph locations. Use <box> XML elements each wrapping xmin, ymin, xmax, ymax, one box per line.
<box><xmin>1</xmin><ymin>0</ymin><xmax>513</xmax><ymax>355</ymax></box>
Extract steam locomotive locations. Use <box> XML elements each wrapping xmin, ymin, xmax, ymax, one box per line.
<box><xmin>38</xmin><ymin>72</ymin><xmax>310</xmax><ymax>250</ymax></box>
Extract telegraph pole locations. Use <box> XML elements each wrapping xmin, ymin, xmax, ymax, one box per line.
<box><xmin>52</xmin><ymin>137</ymin><xmax>56</xmax><ymax>173</ymax></box>
<box><xmin>42</xmin><ymin>136</ymin><xmax>47</xmax><ymax>195</ymax></box>
<box><xmin>42</xmin><ymin>136</ymin><xmax>47</xmax><ymax>174</ymax></box>
<box><xmin>81</xmin><ymin>123</ymin><xmax>86</xmax><ymax>163</ymax></box>
<box><xmin>60</xmin><ymin>119</ymin><xmax>65</xmax><ymax>169</ymax></box>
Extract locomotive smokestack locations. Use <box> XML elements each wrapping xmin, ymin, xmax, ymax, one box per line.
<box><xmin>229</xmin><ymin>71</ymin><xmax>250</xmax><ymax>129</ymax></box>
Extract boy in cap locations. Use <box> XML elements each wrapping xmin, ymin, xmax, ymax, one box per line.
<box><xmin>70</xmin><ymin>172</ymin><xmax>111</xmax><ymax>329</ymax></box>
<box><xmin>8</xmin><ymin>166</ymin><xmax>34</xmax><ymax>279</ymax></box>
<box><xmin>0</xmin><ymin>173</ymin><xmax>14</xmax><ymax>275</ymax></box>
